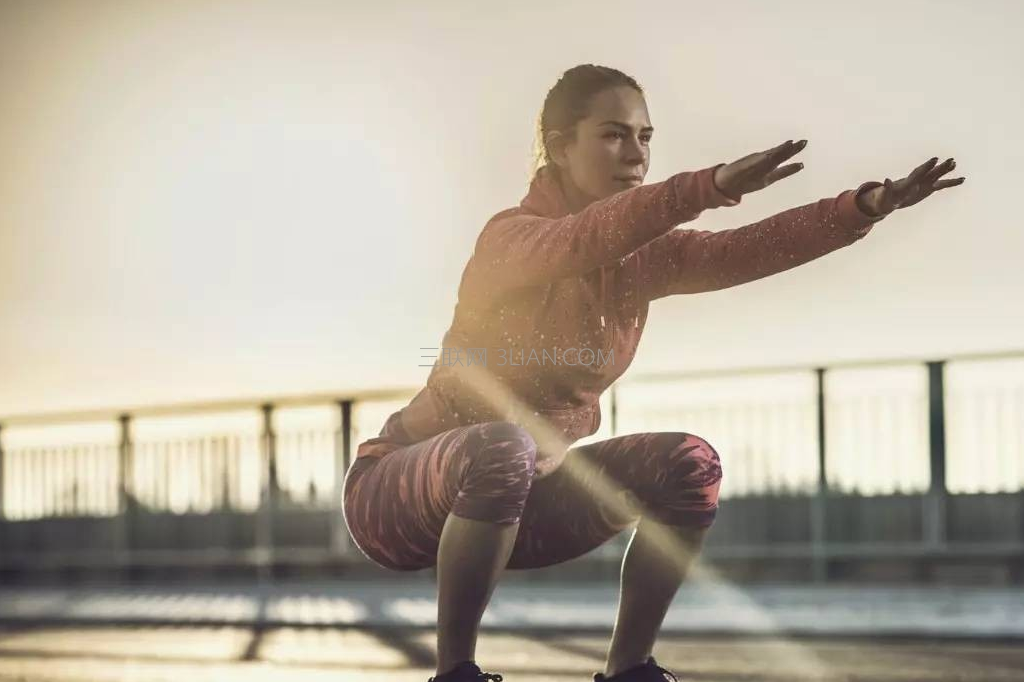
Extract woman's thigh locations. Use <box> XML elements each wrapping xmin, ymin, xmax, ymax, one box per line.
<box><xmin>342</xmin><ymin>421</ymin><xmax>537</xmax><ymax>572</ymax></box>
<box><xmin>507</xmin><ymin>431</ymin><xmax>722</xmax><ymax>570</ymax></box>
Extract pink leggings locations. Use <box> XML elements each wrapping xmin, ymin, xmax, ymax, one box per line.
<box><xmin>342</xmin><ymin>421</ymin><xmax>722</xmax><ymax>572</ymax></box>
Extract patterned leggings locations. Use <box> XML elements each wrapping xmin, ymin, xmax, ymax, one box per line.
<box><xmin>342</xmin><ymin>421</ymin><xmax>723</xmax><ymax>572</ymax></box>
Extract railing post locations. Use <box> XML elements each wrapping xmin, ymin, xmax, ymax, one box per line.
<box><xmin>0</xmin><ymin>423</ymin><xmax>5</xmax><ymax>522</ymax></box>
<box><xmin>0</xmin><ymin>424</ymin><xmax>5</xmax><ymax>542</ymax></box>
<box><xmin>257</xmin><ymin>403</ymin><xmax>278</xmax><ymax>581</ymax></box>
<box><xmin>925</xmin><ymin>361</ymin><xmax>948</xmax><ymax>549</ymax></box>
<box><xmin>811</xmin><ymin>367</ymin><xmax>829</xmax><ymax>583</ymax></box>
<box><xmin>330</xmin><ymin>399</ymin><xmax>353</xmax><ymax>555</ymax></box>
<box><xmin>115</xmin><ymin>414</ymin><xmax>134</xmax><ymax>562</ymax></box>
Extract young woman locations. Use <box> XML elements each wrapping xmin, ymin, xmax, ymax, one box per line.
<box><xmin>342</xmin><ymin>64</ymin><xmax>964</xmax><ymax>682</ymax></box>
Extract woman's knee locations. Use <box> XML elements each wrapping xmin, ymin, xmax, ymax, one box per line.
<box><xmin>464</xmin><ymin>421</ymin><xmax>538</xmax><ymax>473</ymax></box>
<box><xmin>453</xmin><ymin>421</ymin><xmax>538</xmax><ymax>524</ymax></box>
<box><xmin>672</xmin><ymin>433</ymin><xmax>722</xmax><ymax>482</ymax></box>
<box><xmin>647</xmin><ymin>432</ymin><xmax>723</xmax><ymax>528</ymax></box>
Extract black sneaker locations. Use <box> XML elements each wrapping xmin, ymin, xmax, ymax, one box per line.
<box><xmin>428</xmin><ymin>660</ymin><xmax>504</xmax><ymax>681</ymax></box>
<box><xmin>593</xmin><ymin>655</ymin><xmax>679</xmax><ymax>681</ymax></box>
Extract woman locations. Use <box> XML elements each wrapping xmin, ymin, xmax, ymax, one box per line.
<box><xmin>342</xmin><ymin>64</ymin><xmax>964</xmax><ymax>682</ymax></box>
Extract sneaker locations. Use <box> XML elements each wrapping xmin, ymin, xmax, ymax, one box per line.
<box><xmin>428</xmin><ymin>660</ymin><xmax>504</xmax><ymax>681</ymax></box>
<box><xmin>593</xmin><ymin>655</ymin><xmax>679</xmax><ymax>681</ymax></box>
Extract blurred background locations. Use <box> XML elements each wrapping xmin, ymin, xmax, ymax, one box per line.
<box><xmin>1</xmin><ymin>0</ymin><xmax>1022</xmax><ymax>680</ymax></box>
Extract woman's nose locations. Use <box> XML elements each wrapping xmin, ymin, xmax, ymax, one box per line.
<box><xmin>624</xmin><ymin>138</ymin><xmax>646</xmax><ymax>162</ymax></box>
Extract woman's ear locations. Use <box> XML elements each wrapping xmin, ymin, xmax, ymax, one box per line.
<box><xmin>544</xmin><ymin>129</ymin><xmax>570</xmax><ymax>169</ymax></box>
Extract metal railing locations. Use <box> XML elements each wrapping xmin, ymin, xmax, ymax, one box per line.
<box><xmin>1</xmin><ymin>349</ymin><xmax>1022</xmax><ymax>580</ymax></box>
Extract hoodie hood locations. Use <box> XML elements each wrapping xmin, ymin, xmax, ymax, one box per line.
<box><xmin>521</xmin><ymin>164</ymin><xmax>642</xmax><ymax>329</ymax></box>
<box><xmin>520</xmin><ymin>164</ymin><xmax>570</xmax><ymax>218</ymax></box>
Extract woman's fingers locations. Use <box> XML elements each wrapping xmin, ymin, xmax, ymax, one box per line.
<box><xmin>763</xmin><ymin>162</ymin><xmax>804</xmax><ymax>186</ymax></box>
<box><xmin>905</xmin><ymin>157</ymin><xmax>961</xmax><ymax>193</ymax></box>
<box><xmin>934</xmin><ymin>177</ymin><xmax>966</xmax><ymax>191</ymax></box>
<box><xmin>923</xmin><ymin>158</ymin><xmax>956</xmax><ymax>184</ymax></box>
<box><xmin>884</xmin><ymin>156</ymin><xmax>966</xmax><ymax>211</ymax></box>
<box><xmin>740</xmin><ymin>139</ymin><xmax>806</xmax><ymax>187</ymax></box>
<box><xmin>765</xmin><ymin>139</ymin><xmax>807</xmax><ymax>168</ymax></box>
<box><xmin>746</xmin><ymin>140</ymin><xmax>804</xmax><ymax>173</ymax></box>
<box><xmin>908</xmin><ymin>157</ymin><xmax>941</xmax><ymax>184</ymax></box>
<box><xmin>763</xmin><ymin>139</ymin><xmax>794</xmax><ymax>159</ymax></box>
<box><xmin>716</xmin><ymin>139</ymin><xmax>809</xmax><ymax>198</ymax></box>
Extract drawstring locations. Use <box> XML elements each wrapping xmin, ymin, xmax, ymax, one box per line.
<box><xmin>634</xmin><ymin>251</ymin><xmax>640</xmax><ymax>328</ymax></box>
<box><xmin>599</xmin><ymin>255</ymin><xmax>641</xmax><ymax>330</ymax></box>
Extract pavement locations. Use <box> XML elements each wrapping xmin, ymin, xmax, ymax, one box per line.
<box><xmin>2</xmin><ymin>580</ymin><xmax>1024</xmax><ymax>640</ymax></box>
<box><xmin>1</xmin><ymin>624</ymin><xmax>1024</xmax><ymax>681</ymax></box>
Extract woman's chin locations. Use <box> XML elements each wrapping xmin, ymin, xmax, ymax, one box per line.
<box><xmin>610</xmin><ymin>178</ymin><xmax>643</xmax><ymax>195</ymax></box>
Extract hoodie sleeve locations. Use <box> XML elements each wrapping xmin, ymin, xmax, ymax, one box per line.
<box><xmin>637</xmin><ymin>180</ymin><xmax>887</xmax><ymax>301</ymax></box>
<box><xmin>469</xmin><ymin>164</ymin><xmax>741</xmax><ymax>295</ymax></box>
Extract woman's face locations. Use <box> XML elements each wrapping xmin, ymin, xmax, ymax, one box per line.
<box><xmin>550</xmin><ymin>85</ymin><xmax>653</xmax><ymax>210</ymax></box>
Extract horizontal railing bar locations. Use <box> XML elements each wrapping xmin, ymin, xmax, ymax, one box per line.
<box><xmin>2</xmin><ymin>542</ymin><xmax>1022</xmax><ymax>571</ymax></box>
<box><xmin>2</xmin><ymin>348</ymin><xmax>1021</xmax><ymax>428</ymax></box>
<box><xmin>627</xmin><ymin>347</ymin><xmax>1024</xmax><ymax>384</ymax></box>
<box><xmin>0</xmin><ymin>388</ymin><xmax>416</xmax><ymax>427</ymax></box>
<box><xmin>0</xmin><ymin>546</ymin><xmax>346</xmax><ymax>569</ymax></box>
<box><xmin>702</xmin><ymin>542</ymin><xmax>1024</xmax><ymax>560</ymax></box>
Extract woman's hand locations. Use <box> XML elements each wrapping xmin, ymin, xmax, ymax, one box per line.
<box><xmin>855</xmin><ymin>157</ymin><xmax>965</xmax><ymax>217</ymax></box>
<box><xmin>713</xmin><ymin>139</ymin><xmax>808</xmax><ymax>199</ymax></box>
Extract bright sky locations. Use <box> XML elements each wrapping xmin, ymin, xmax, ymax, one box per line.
<box><xmin>1</xmin><ymin>0</ymin><xmax>1021</xmax><ymax>417</ymax></box>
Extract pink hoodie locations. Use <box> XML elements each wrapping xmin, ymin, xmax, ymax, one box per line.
<box><xmin>356</xmin><ymin>162</ymin><xmax>885</xmax><ymax>477</ymax></box>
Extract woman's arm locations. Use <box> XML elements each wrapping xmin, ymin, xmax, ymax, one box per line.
<box><xmin>638</xmin><ymin>153</ymin><xmax>966</xmax><ymax>301</ymax></box>
<box><xmin>469</xmin><ymin>164</ymin><xmax>740</xmax><ymax>294</ymax></box>
<box><xmin>637</xmin><ymin>180</ymin><xmax>886</xmax><ymax>301</ymax></box>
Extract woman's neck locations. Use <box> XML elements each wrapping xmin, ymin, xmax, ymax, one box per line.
<box><xmin>554</xmin><ymin>168</ymin><xmax>594</xmax><ymax>214</ymax></box>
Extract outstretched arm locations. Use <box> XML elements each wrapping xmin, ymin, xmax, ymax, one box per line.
<box><xmin>468</xmin><ymin>139</ymin><xmax>810</xmax><ymax>298</ymax></box>
<box><xmin>639</xmin><ymin>154</ymin><xmax>966</xmax><ymax>301</ymax></box>
<box><xmin>638</xmin><ymin>181</ymin><xmax>885</xmax><ymax>300</ymax></box>
<box><xmin>469</xmin><ymin>164</ymin><xmax>739</xmax><ymax>294</ymax></box>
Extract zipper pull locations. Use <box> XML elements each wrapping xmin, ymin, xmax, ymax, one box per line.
<box><xmin>599</xmin><ymin>314</ymin><xmax>606</xmax><ymax>328</ymax></box>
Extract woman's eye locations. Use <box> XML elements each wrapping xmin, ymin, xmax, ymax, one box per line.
<box><xmin>606</xmin><ymin>132</ymin><xmax>652</xmax><ymax>144</ymax></box>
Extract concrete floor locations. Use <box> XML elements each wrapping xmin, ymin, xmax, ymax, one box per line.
<box><xmin>1</xmin><ymin>625</ymin><xmax>1023</xmax><ymax>681</ymax></box>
